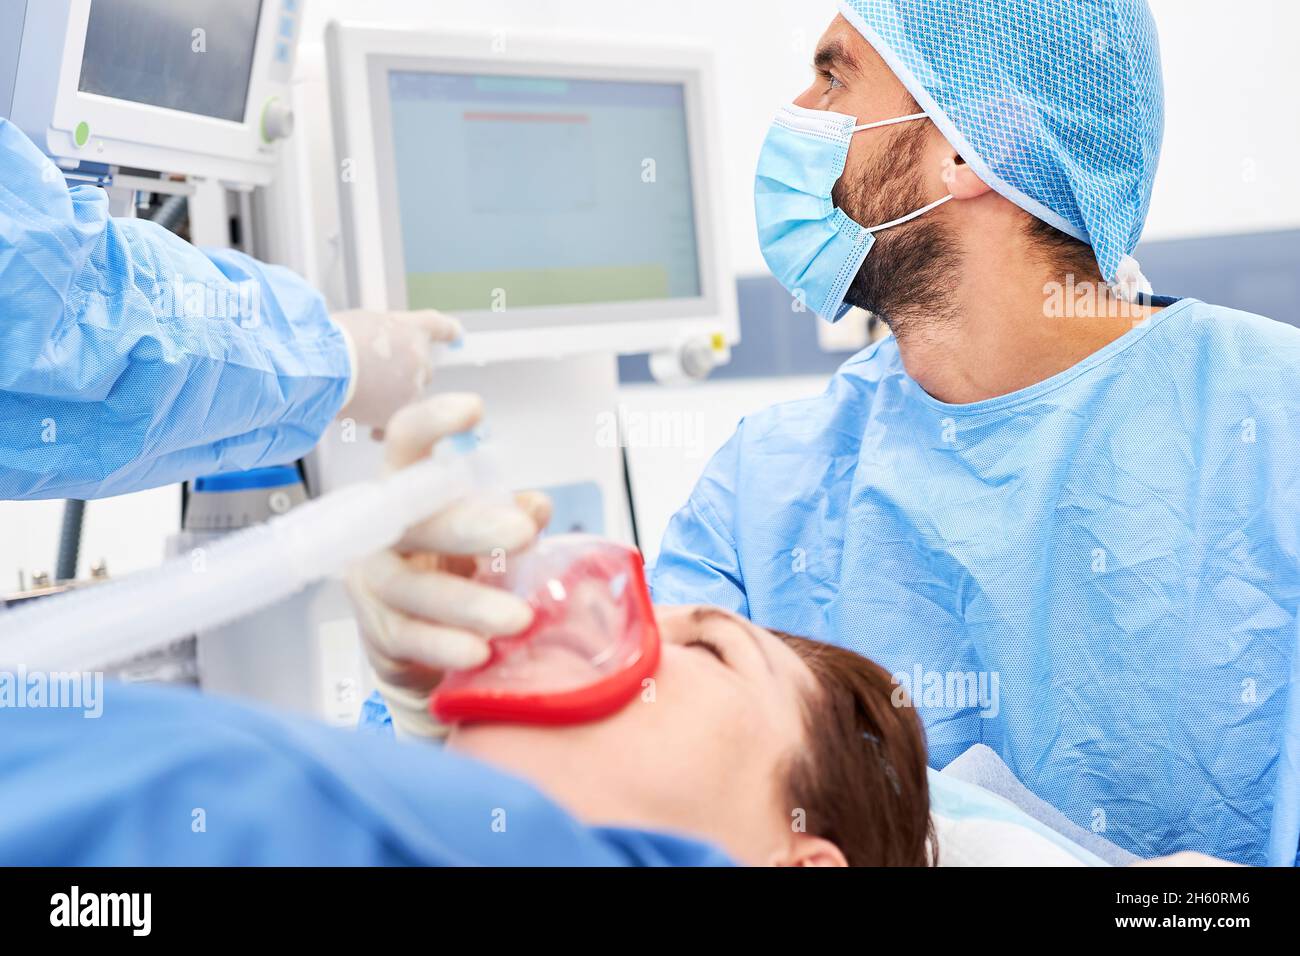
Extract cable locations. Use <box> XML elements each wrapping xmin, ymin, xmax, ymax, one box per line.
<box><xmin>55</xmin><ymin>500</ymin><xmax>85</xmax><ymax>582</ymax></box>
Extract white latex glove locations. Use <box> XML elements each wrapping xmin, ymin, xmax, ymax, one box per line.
<box><xmin>332</xmin><ymin>309</ymin><xmax>463</xmax><ymax>435</ymax></box>
<box><xmin>346</xmin><ymin>393</ymin><xmax>552</xmax><ymax>740</ymax></box>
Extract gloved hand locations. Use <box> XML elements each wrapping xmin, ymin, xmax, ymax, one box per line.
<box><xmin>331</xmin><ymin>309</ymin><xmax>463</xmax><ymax>436</ymax></box>
<box><xmin>347</xmin><ymin>393</ymin><xmax>552</xmax><ymax>740</ymax></box>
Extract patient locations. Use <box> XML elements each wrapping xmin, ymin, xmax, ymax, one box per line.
<box><xmin>372</xmin><ymin>601</ymin><xmax>1232</xmax><ymax>868</ymax></box>
<box><xmin>0</xmin><ymin>603</ymin><xmax>933</xmax><ymax>867</ymax></box>
<box><xmin>442</xmin><ymin>605</ymin><xmax>935</xmax><ymax>867</ymax></box>
<box><xmin>0</xmin><ymin>600</ymin><xmax>1232</xmax><ymax>866</ymax></box>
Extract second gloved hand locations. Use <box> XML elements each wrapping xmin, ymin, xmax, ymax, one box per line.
<box><xmin>347</xmin><ymin>393</ymin><xmax>552</xmax><ymax>740</ymax></box>
<box><xmin>332</xmin><ymin>309</ymin><xmax>463</xmax><ymax>434</ymax></box>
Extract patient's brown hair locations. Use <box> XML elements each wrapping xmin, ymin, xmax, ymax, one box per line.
<box><xmin>776</xmin><ymin>634</ymin><xmax>936</xmax><ymax>866</ymax></box>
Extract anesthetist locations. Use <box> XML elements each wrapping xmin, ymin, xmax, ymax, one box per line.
<box><xmin>0</xmin><ymin>117</ymin><xmax>456</xmax><ymax>500</ymax></box>
<box><xmin>348</xmin><ymin>0</ymin><xmax>1300</xmax><ymax>868</ymax></box>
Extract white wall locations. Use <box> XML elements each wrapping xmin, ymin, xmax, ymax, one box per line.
<box><xmin>2</xmin><ymin>0</ymin><xmax>1296</xmax><ymax>591</ymax></box>
<box><xmin>1144</xmin><ymin>0</ymin><xmax>1300</xmax><ymax>240</ymax></box>
<box><xmin>621</xmin><ymin>376</ymin><xmax>831</xmax><ymax>563</ymax></box>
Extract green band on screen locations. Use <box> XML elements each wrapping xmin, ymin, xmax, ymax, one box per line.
<box><xmin>407</xmin><ymin>265</ymin><xmax>672</xmax><ymax>311</ymax></box>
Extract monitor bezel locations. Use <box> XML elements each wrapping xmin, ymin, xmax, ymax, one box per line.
<box><xmin>327</xmin><ymin>22</ymin><xmax>738</xmax><ymax>363</ymax></box>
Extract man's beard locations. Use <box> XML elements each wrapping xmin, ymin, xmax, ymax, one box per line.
<box><xmin>832</xmin><ymin>124</ymin><xmax>961</xmax><ymax>340</ymax></box>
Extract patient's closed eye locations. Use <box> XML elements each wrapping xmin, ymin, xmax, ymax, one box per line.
<box><xmin>686</xmin><ymin>639</ymin><xmax>728</xmax><ymax>665</ymax></box>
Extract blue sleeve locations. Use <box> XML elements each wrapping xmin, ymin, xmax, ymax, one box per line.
<box><xmin>649</xmin><ymin>425</ymin><xmax>749</xmax><ymax>616</ymax></box>
<box><xmin>0</xmin><ymin>118</ymin><xmax>350</xmax><ymax>500</ymax></box>
<box><xmin>0</xmin><ymin>682</ymin><xmax>734</xmax><ymax>867</ymax></box>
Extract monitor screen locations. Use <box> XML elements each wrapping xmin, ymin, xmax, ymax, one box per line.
<box><xmin>387</xmin><ymin>71</ymin><xmax>703</xmax><ymax>312</ymax></box>
<box><xmin>78</xmin><ymin>0</ymin><xmax>263</xmax><ymax>123</ymax></box>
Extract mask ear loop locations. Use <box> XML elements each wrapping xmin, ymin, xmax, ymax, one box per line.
<box><xmin>864</xmin><ymin>194</ymin><xmax>954</xmax><ymax>233</ymax></box>
<box><xmin>845</xmin><ymin>112</ymin><xmax>955</xmax><ymax>233</ymax></box>
<box><xmin>851</xmin><ymin>112</ymin><xmax>929</xmax><ymax>133</ymax></box>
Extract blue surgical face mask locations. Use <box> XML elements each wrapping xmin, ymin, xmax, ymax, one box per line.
<box><xmin>754</xmin><ymin>102</ymin><xmax>953</xmax><ymax>323</ymax></box>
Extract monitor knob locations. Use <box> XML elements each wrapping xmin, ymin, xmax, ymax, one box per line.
<box><xmin>261</xmin><ymin>98</ymin><xmax>296</xmax><ymax>143</ymax></box>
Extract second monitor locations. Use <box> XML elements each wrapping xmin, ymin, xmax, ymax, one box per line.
<box><xmin>327</xmin><ymin>23</ymin><xmax>737</xmax><ymax>365</ymax></box>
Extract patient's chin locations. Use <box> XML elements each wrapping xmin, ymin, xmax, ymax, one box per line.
<box><xmin>445</xmin><ymin>712</ymin><xmax>613</xmax><ymax>763</ymax></box>
<box><xmin>445</xmin><ymin>721</ymin><xmax>544</xmax><ymax>753</ymax></box>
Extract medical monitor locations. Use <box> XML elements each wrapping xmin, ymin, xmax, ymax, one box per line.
<box><xmin>326</xmin><ymin>24</ymin><xmax>737</xmax><ymax>365</ymax></box>
<box><xmin>0</xmin><ymin>0</ymin><xmax>301</xmax><ymax>184</ymax></box>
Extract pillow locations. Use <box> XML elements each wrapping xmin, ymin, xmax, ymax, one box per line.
<box><xmin>929</xmin><ymin>770</ymin><xmax>1110</xmax><ymax>867</ymax></box>
<box><xmin>941</xmin><ymin>744</ymin><xmax>1140</xmax><ymax>865</ymax></box>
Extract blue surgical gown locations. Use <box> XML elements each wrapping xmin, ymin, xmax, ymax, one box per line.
<box><xmin>0</xmin><ymin>119</ymin><xmax>350</xmax><ymax>500</ymax></box>
<box><xmin>0</xmin><ymin>682</ymin><xmax>733</xmax><ymax>866</ymax></box>
<box><xmin>652</xmin><ymin>297</ymin><xmax>1300</xmax><ymax>867</ymax></box>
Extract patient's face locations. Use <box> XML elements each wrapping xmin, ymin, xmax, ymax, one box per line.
<box><xmin>447</xmin><ymin>605</ymin><xmax>819</xmax><ymax>865</ymax></box>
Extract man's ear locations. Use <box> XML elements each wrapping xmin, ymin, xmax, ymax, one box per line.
<box><xmin>770</xmin><ymin>835</ymin><xmax>849</xmax><ymax>868</ymax></box>
<box><xmin>941</xmin><ymin>153</ymin><xmax>992</xmax><ymax>201</ymax></box>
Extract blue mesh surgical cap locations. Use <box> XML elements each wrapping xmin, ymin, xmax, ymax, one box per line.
<box><xmin>838</xmin><ymin>0</ymin><xmax>1165</xmax><ymax>297</ymax></box>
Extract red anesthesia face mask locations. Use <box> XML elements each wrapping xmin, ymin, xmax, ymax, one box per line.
<box><xmin>430</xmin><ymin>535</ymin><xmax>661</xmax><ymax>727</ymax></box>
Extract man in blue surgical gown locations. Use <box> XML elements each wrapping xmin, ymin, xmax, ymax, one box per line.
<box><xmin>0</xmin><ymin>118</ymin><xmax>454</xmax><ymax>500</ymax></box>
<box><xmin>651</xmin><ymin>1</ymin><xmax>1300</xmax><ymax>865</ymax></box>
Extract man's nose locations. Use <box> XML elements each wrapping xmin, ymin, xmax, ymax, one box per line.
<box><xmin>792</xmin><ymin>85</ymin><xmax>823</xmax><ymax>111</ymax></box>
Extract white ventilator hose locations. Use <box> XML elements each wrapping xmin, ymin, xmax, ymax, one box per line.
<box><xmin>0</xmin><ymin>453</ymin><xmax>479</xmax><ymax>673</ymax></box>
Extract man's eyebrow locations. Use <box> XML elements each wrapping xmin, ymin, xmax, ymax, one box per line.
<box><xmin>690</xmin><ymin>607</ymin><xmax>775</xmax><ymax>673</ymax></box>
<box><xmin>814</xmin><ymin>39</ymin><xmax>861</xmax><ymax>77</ymax></box>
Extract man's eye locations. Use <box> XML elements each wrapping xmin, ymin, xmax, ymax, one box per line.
<box><xmin>685</xmin><ymin>639</ymin><xmax>727</xmax><ymax>664</ymax></box>
<box><xmin>818</xmin><ymin>71</ymin><xmax>844</xmax><ymax>92</ymax></box>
